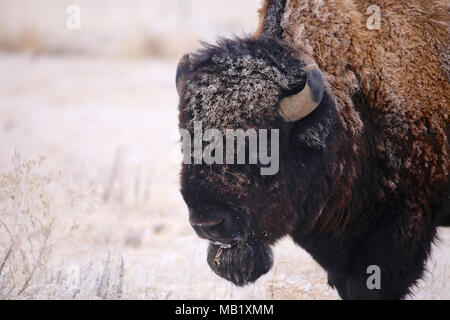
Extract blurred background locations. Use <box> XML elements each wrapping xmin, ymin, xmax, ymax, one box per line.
<box><xmin>0</xmin><ymin>0</ymin><xmax>448</xmax><ymax>299</ymax></box>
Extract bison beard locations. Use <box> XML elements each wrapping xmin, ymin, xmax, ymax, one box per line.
<box><xmin>207</xmin><ymin>241</ymin><xmax>273</xmax><ymax>286</ymax></box>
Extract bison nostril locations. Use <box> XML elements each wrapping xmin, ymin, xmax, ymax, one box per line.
<box><xmin>189</xmin><ymin>208</ymin><xmax>224</xmax><ymax>228</ymax></box>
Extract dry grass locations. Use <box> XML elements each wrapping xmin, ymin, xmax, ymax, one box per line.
<box><xmin>0</xmin><ymin>150</ymin><xmax>73</xmax><ymax>298</ymax></box>
<box><xmin>0</xmin><ymin>151</ymin><xmax>129</xmax><ymax>299</ymax></box>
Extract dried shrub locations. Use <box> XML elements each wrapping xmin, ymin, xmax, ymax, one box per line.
<box><xmin>0</xmin><ymin>151</ymin><xmax>75</xmax><ymax>298</ymax></box>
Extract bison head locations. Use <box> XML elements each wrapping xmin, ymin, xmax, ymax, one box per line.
<box><xmin>176</xmin><ymin>36</ymin><xmax>340</xmax><ymax>286</ymax></box>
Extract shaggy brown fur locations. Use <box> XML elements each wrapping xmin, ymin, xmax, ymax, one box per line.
<box><xmin>256</xmin><ymin>0</ymin><xmax>449</xmax><ymax>235</ymax></box>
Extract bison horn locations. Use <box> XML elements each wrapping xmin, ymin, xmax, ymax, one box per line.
<box><xmin>176</xmin><ymin>53</ymin><xmax>191</xmax><ymax>97</ymax></box>
<box><xmin>279</xmin><ymin>64</ymin><xmax>325</xmax><ymax>122</ymax></box>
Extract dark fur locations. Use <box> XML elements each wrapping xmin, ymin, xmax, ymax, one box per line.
<box><xmin>207</xmin><ymin>241</ymin><xmax>273</xmax><ymax>286</ymax></box>
<box><xmin>260</xmin><ymin>0</ymin><xmax>286</xmax><ymax>39</ymax></box>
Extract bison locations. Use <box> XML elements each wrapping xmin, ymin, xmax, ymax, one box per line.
<box><xmin>176</xmin><ymin>0</ymin><xmax>449</xmax><ymax>299</ymax></box>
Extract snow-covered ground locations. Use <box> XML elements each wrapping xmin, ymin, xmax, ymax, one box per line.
<box><xmin>0</xmin><ymin>0</ymin><xmax>448</xmax><ymax>300</ymax></box>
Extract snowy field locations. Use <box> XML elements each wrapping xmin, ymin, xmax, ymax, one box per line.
<box><xmin>0</xmin><ymin>0</ymin><xmax>448</xmax><ymax>299</ymax></box>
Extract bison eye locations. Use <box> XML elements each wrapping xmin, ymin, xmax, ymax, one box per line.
<box><xmin>289</xmin><ymin>91</ymin><xmax>337</xmax><ymax>151</ymax></box>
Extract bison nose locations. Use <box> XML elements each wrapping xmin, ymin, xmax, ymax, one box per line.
<box><xmin>189</xmin><ymin>207</ymin><xmax>224</xmax><ymax>228</ymax></box>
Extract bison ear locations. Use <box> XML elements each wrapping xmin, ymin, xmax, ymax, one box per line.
<box><xmin>279</xmin><ymin>64</ymin><xmax>325</xmax><ymax>122</ymax></box>
<box><xmin>176</xmin><ymin>53</ymin><xmax>191</xmax><ymax>97</ymax></box>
